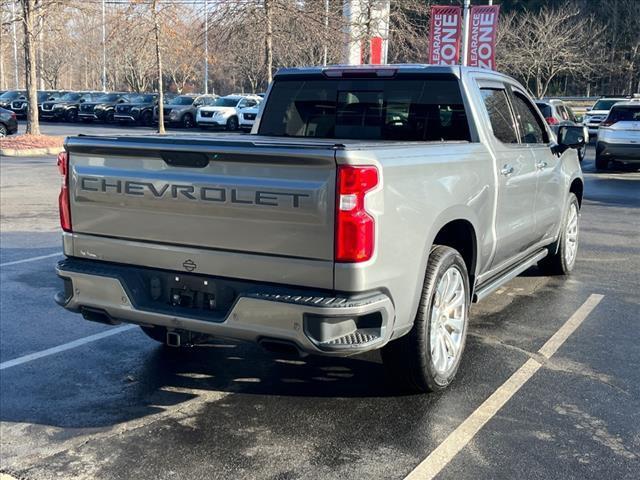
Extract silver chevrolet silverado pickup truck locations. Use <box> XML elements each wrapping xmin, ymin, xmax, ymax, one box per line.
<box><xmin>55</xmin><ymin>65</ymin><xmax>586</xmax><ymax>392</ymax></box>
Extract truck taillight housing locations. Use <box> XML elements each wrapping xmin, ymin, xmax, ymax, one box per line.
<box><xmin>57</xmin><ymin>151</ymin><xmax>72</xmax><ymax>232</ymax></box>
<box><xmin>545</xmin><ymin>116</ymin><xmax>559</xmax><ymax>125</ymax></box>
<box><xmin>335</xmin><ymin>165</ymin><xmax>379</xmax><ymax>263</ymax></box>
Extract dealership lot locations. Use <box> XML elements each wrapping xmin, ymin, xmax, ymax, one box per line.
<box><xmin>1</xmin><ymin>126</ymin><xmax>639</xmax><ymax>479</ymax></box>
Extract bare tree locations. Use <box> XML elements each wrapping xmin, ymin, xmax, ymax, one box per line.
<box><xmin>19</xmin><ymin>0</ymin><xmax>40</xmax><ymax>134</ymax></box>
<box><xmin>497</xmin><ymin>7</ymin><xmax>601</xmax><ymax>98</ymax></box>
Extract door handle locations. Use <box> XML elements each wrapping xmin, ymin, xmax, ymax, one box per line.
<box><xmin>536</xmin><ymin>161</ymin><xmax>548</xmax><ymax>170</ymax></box>
<box><xmin>500</xmin><ymin>165</ymin><xmax>514</xmax><ymax>176</ymax></box>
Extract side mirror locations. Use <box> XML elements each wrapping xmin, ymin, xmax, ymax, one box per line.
<box><xmin>553</xmin><ymin>125</ymin><xmax>588</xmax><ymax>155</ymax></box>
<box><xmin>79</xmin><ymin>98</ymin><xmax>85</xmax><ymax>103</ymax></box>
<box><xmin>585</xmin><ymin>107</ymin><xmax>592</xmax><ymax>111</ymax></box>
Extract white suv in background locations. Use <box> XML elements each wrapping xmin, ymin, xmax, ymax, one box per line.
<box><xmin>196</xmin><ymin>94</ymin><xmax>262</xmax><ymax>131</ymax></box>
<box><xmin>595</xmin><ymin>100</ymin><xmax>640</xmax><ymax>170</ymax></box>
<box><xmin>583</xmin><ymin>97</ymin><xmax>627</xmax><ymax>137</ymax></box>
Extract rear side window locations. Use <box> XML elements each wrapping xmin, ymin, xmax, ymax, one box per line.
<box><xmin>481</xmin><ymin>88</ymin><xmax>518</xmax><ymax>144</ymax></box>
<box><xmin>607</xmin><ymin>106</ymin><xmax>640</xmax><ymax>122</ymax></box>
<box><xmin>258</xmin><ymin>77</ymin><xmax>471</xmax><ymax>141</ymax></box>
<box><xmin>511</xmin><ymin>92</ymin><xmax>548</xmax><ymax>144</ymax></box>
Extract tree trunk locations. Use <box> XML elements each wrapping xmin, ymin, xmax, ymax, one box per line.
<box><xmin>22</xmin><ymin>0</ymin><xmax>40</xmax><ymax>135</ymax></box>
<box><xmin>38</xmin><ymin>8</ymin><xmax>44</xmax><ymax>90</ymax></box>
<box><xmin>152</xmin><ymin>0</ymin><xmax>165</xmax><ymax>134</ymax></box>
<box><xmin>264</xmin><ymin>0</ymin><xmax>273</xmax><ymax>85</ymax></box>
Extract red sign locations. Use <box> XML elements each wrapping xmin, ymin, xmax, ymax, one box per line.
<box><xmin>370</xmin><ymin>36</ymin><xmax>383</xmax><ymax>64</ymax></box>
<box><xmin>466</xmin><ymin>5</ymin><xmax>500</xmax><ymax>69</ymax></box>
<box><xmin>428</xmin><ymin>6</ymin><xmax>463</xmax><ymax>65</ymax></box>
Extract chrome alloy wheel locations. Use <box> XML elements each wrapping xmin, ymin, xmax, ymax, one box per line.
<box><xmin>564</xmin><ymin>202</ymin><xmax>579</xmax><ymax>266</ymax></box>
<box><xmin>430</xmin><ymin>266</ymin><xmax>467</xmax><ymax>375</ymax></box>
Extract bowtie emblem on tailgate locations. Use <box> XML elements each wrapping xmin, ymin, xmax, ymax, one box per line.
<box><xmin>182</xmin><ymin>259</ymin><xmax>197</xmax><ymax>272</ymax></box>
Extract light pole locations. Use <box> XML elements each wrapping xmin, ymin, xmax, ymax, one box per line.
<box><xmin>102</xmin><ymin>0</ymin><xmax>107</xmax><ymax>91</ymax></box>
<box><xmin>204</xmin><ymin>0</ymin><xmax>209</xmax><ymax>94</ymax></box>
<box><xmin>323</xmin><ymin>0</ymin><xmax>329</xmax><ymax>66</ymax></box>
<box><xmin>12</xmin><ymin>0</ymin><xmax>19</xmax><ymax>89</ymax></box>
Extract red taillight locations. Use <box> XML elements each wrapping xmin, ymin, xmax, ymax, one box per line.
<box><xmin>335</xmin><ymin>165</ymin><xmax>379</xmax><ymax>263</ymax></box>
<box><xmin>545</xmin><ymin>116</ymin><xmax>559</xmax><ymax>125</ymax></box>
<box><xmin>57</xmin><ymin>151</ymin><xmax>72</xmax><ymax>232</ymax></box>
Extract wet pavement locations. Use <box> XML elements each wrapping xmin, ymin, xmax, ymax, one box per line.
<box><xmin>1</xmin><ymin>134</ymin><xmax>639</xmax><ymax>479</ymax></box>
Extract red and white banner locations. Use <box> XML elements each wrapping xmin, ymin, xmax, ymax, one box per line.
<box><xmin>466</xmin><ymin>5</ymin><xmax>500</xmax><ymax>70</ymax></box>
<box><xmin>428</xmin><ymin>6</ymin><xmax>463</xmax><ymax>66</ymax></box>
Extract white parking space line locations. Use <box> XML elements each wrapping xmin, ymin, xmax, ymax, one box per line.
<box><xmin>0</xmin><ymin>325</ymin><xmax>136</xmax><ymax>370</ymax></box>
<box><xmin>405</xmin><ymin>293</ymin><xmax>604</xmax><ymax>480</ymax></box>
<box><xmin>0</xmin><ymin>252</ymin><xmax>62</xmax><ymax>267</ymax></box>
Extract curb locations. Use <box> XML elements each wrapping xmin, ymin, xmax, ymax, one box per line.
<box><xmin>0</xmin><ymin>146</ymin><xmax>62</xmax><ymax>157</ymax></box>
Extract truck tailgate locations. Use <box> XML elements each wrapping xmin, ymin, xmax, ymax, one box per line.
<box><xmin>66</xmin><ymin>136</ymin><xmax>336</xmax><ymax>261</ymax></box>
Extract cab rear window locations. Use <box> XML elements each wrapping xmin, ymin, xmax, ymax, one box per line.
<box><xmin>258</xmin><ymin>77</ymin><xmax>471</xmax><ymax>141</ymax></box>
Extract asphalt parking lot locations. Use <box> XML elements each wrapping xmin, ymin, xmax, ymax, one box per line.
<box><xmin>1</xmin><ymin>124</ymin><xmax>639</xmax><ymax>479</ymax></box>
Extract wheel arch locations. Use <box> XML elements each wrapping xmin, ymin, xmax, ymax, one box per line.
<box><xmin>569</xmin><ymin>177</ymin><xmax>584</xmax><ymax>207</ymax></box>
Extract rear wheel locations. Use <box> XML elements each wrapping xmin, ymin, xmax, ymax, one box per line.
<box><xmin>381</xmin><ymin>245</ymin><xmax>470</xmax><ymax>393</ymax></box>
<box><xmin>0</xmin><ymin>124</ymin><xmax>6</xmax><ymax>137</ymax></box>
<box><xmin>595</xmin><ymin>143</ymin><xmax>609</xmax><ymax>170</ymax></box>
<box><xmin>105</xmin><ymin>111</ymin><xmax>115</xmax><ymax>123</ymax></box>
<box><xmin>538</xmin><ymin>193</ymin><xmax>580</xmax><ymax>275</ymax></box>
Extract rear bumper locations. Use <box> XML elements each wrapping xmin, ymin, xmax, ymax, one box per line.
<box><xmin>596</xmin><ymin>141</ymin><xmax>640</xmax><ymax>161</ymax></box>
<box><xmin>56</xmin><ymin>258</ymin><xmax>395</xmax><ymax>356</ymax></box>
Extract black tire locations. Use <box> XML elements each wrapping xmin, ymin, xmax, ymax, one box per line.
<box><xmin>538</xmin><ymin>193</ymin><xmax>580</xmax><ymax>275</ymax></box>
<box><xmin>226</xmin><ymin>116</ymin><xmax>239</xmax><ymax>131</ymax></box>
<box><xmin>0</xmin><ymin>124</ymin><xmax>7</xmax><ymax>137</ymax></box>
<box><xmin>105</xmin><ymin>111</ymin><xmax>115</xmax><ymax>123</ymax></box>
<box><xmin>65</xmin><ymin>109</ymin><xmax>77</xmax><ymax>123</ymax></box>
<box><xmin>577</xmin><ymin>144</ymin><xmax>586</xmax><ymax>163</ymax></box>
<box><xmin>141</xmin><ymin>110</ymin><xmax>153</xmax><ymax>126</ymax></box>
<box><xmin>182</xmin><ymin>113</ymin><xmax>194</xmax><ymax>128</ymax></box>
<box><xmin>381</xmin><ymin>245</ymin><xmax>470</xmax><ymax>393</ymax></box>
<box><xmin>140</xmin><ymin>325</ymin><xmax>168</xmax><ymax>344</ymax></box>
<box><xmin>595</xmin><ymin>143</ymin><xmax>609</xmax><ymax>170</ymax></box>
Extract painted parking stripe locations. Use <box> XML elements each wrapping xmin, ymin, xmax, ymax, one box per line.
<box><xmin>0</xmin><ymin>325</ymin><xmax>136</xmax><ymax>370</ymax></box>
<box><xmin>0</xmin><ymin>252</ymin><xmax>61</xmax><ymax>267</ymax></box>
<box><xmin>405</xmin><ymin>293</ymin><xmax>604</xmax><ymax>480</ymax></box>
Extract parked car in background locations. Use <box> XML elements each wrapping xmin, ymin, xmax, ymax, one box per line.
<box><xmin>114</xmin><ymin>93</ymin><xmax>158</xmax><ymax>125</ymax></box>
<box><xmin>239</xmin><ymin>104</ymin><xmax>260</xmax><ymax>131</ymax></box>
<box><xmin>79</xmin><ymin>93</ymin><xmax>129</xmax><ymax>123</ymax></box>
<box><xmin>196</xmin><ymin>94</ymin><xmax>261</xmax><ymax>130</ymax></box>
<box><xmin>0</xmin><ymin>107</ymin><xmax>18</xmax><ymax>136</ymax></box>
<box><xmin>40</xmin><ymin>92</ymin><xmax>97</xmax><ymax>122</ymax></box>
<box><xmin>595</xmin><ymin>100</ymin><xmax>640</xmax><ymax>170</ymax></box>
<box><xmin>0</xmin><ymin>90</ymin><xmax>26</xmax><ymax>110</ymax></box>
<box><xmin>10</xmin><ymin>90</ymin><xmax>63</xmax><ymax>118</ymax></box>
<box><xmin>583</xmin><ymin>97</ymin><xmax>627</xmax><ymax>136</ymax></box>
<box><xmin>157</xmin><ymin>94</ymin><xmax>218</xmax><ymax>128</ymax></box>
<box><xmin>536</xmin><ymin>99</ymin><xmax>585</xmax><ymax>161</ymax></box>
